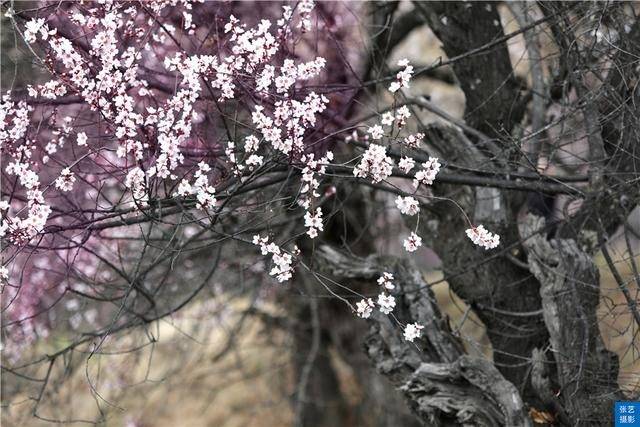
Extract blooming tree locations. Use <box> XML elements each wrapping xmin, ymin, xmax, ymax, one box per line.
<box><xmin>1</xmin><ymin>0</ymin><xmax>497</xmax><ymax>356</ymax></box>
<box><xmin>2</xmin><ymin>1</ymin><xmax>639</xmax><ymax>426</ymax></box>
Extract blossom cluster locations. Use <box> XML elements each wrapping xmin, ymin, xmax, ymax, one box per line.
<box><xmin>0</xmin><ymin>1</ymin><xmax>502</xmax><ymax>356</ymax></box>
<box><xmin>465</xmin><ymin>225</ymin><xmax>501</xmax><ymax>250</ymax></box>
<box><xmin>353</xmin><ymin>144</ymin><xmax>394</xmax><ymax>183</ymax></box>
<box><xmin>355</xmin><ymin>272</ymin><xmax>424</xmax><ymax>342</ymax></box>
<box><xmin>225</xmin><ymin>135</ymin><xmax>264</xmax><ymax>175</ymax></box>
<box><xmin>349</xmin><ymin>61</ymin><xmax>455</xmax><ymax>258</ymax></box>
<box><xmin>395</xmin><ymin>196</ymin><xmax>419</xmax><ymax>216</ymax></box>
<box><xmin>299</xmin><ymin>151</ymin><xmax>334</xmax><ymax>238</ymax></box>
<box><xmin>413</xmin><ymin>157</ymin><xmax>442</xmax><ymax>188</ymax></box>
<box><xmin>356</xmin><ymin>272</ymin><xmax>398</xmax><ymax>318</ymax></box>
<box><xmin>175</xmin><ymin>162</ymin><xmax>217</xmax><ymax>211</ymax></box>
<box><xmin>355</xmin><ymin>298</ymin><xmax>375</xmax><ymax>319</ymax></box>
<box><xmin>125</xmin><ymin>168</ymin><xmax>148</xmax><ymax>204</ymax></box>
<box><xmin>304</xmin><ymin>207</ymin><xmax>324</xmax><ymax>239</ymax></box>
<box><xmin>7</xmin><ymin>1</ymin><xmax>335</xmax><ymax>246</ymax></box>
<box><xmin>23</xmin><ymin>17</ymin><xmax>56</xmax><ymax>44</ymax></box>
<box><xmin>403</xmin><ymin>132</ymin><xmax>424</xmax><ymax>148</ymax></box>
<box><xmin>377</xmin><ymin>272</ymin><xmax>395</xmax><ymax>290</ymax></box>
<box><xmin>403</xmin><ymin>232</ymin><xmax>423</xmax><ymax>252</ymax></box>
<box><xmin>399</xmin><ymin>156</ymin><xmax>416</xmax><ymax>173</ymax></box>
<box><xmin>252</xmin><ymin>235</ymin><xmax>298</xmax><ymax>282</ymax></box>
<box><xmin>1</xmin><ymin>96</ymin><xmax>52</xmax><ymax>244</ymax></box>
<box><xmin>55</xmin><ymin>168</ymin><xmax>76</xmax><ymax>192</ymax></box>
<box><xmin>377</xmin><ymin>293</ymin><xmax>396</xmax><ymax>314</ymax></box>
<box><xmin>403</xmin><ymin>322</ymin><xmax>424</xmax><ymax>342</ymax></box>
<box><xmin>252</xmin><ymin>89</ymin><xmax>328</xmax><ymax>156</ymax></box>
<box><xmin>389</xmin><ymin>58</ymin><xmax>414</xmax><ymax>93</ymax></box>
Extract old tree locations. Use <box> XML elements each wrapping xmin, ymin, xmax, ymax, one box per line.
<box><xmin>1</xmin><ymin>1</ymin><xmax>639</xmax><ymax>426</ymax></box>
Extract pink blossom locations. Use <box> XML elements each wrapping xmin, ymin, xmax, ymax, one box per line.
<box><xmin>404</xmin><ymin>323</ymin><xmax>424</xmax><ymax>342</ymax></box>
<box><xmin>377</xmin><ymin>272</ymin><xmax>395</xmax><ymax>290</ymax></box>
<box><xmin>353</xmin><ymin>144</ymin><xmax>394</xmax><ymax>183</ymax></box>
<box><xmin>395</xmin><ymin>196</ymin><xmax>419</xmax><ymax>216</ymax></box>
<box><xmin>356</xmin><ymin>298</ymin><xmax>375</xmax><ymax>318</ymax></box>
<box><xmin>413</xmin><ymin>157</ymin><xmax>441</xmax><ymax>188</ymax></box>
<box><xmin>403</xmin><ymin>232</ymin><xmax>422</xmax><ymax>252</ymax></box>
<box><xmin>377</xmin><ymin>293</ymin><xmax>396</xmax><ymax>314</ymax></box>
<box><xmin>466</xmin><ymin>225</ymin><xmax>500</xmax><ymax>250</ymax></box>
<box><xmin>55</xmin><ymin>168</ymin><xmax>76</xmax><ymax>192</ymax></box>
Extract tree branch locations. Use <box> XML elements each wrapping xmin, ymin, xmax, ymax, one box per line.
<box><xmin>316</xmin><ymin>245</ymin><xmax>531</xmax><ymax>426</ymax></box>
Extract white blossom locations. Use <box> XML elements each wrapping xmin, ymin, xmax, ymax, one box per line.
<box><xmin>304</xmin><ymin>207</ymin><xmax>323</xmax><ymax>238</ymax></box>
<box><xmin>76</xmin><ymin>132</ymin><xmax>87</xmax><ymax>146</ymax></box>
<box><xmin>389</xmin><ymin>59</ymin><xmax>413</xmax><ymax>93</ymax></box>
<box><xmin>403</xmin><ymin>232</ymin><xmax>422</xmax><ymax>252</ymax></box>
<box><xmin>356</xmin><ymin>298</ymin><xmax>375</xmax><ymax>319</ymax></box>
<box><xmin>413</xmin><ymin>157</ymin><xmax>441</xmax><ymax>188</ymax></box>
<box><xmin>399</xmin><ymin>156</ymin><xmax>415</xmax><ymax>173</ymax></box>
<box><xmin>395</xmin><ymin>196</ymin><xmax>419</xmax><ymax>216</ymax></box>
<box><xmin>377</xmin><ymin>293</ymin><xmax>396</xmax><ymax>314</ymax></box>
<box><xmin>367</xmin><ymin>124</ymin><xmax>384</xmax><ymax>140</ymax></box>
<box><xmin>45</xmin><ymin>142</ymin><xmax>57</xmax><ymax>155</ymax></box>
<box><xmin>465</xmin><ymin>225</ymin><xmax>500</xmax><ymax>250</ymax></box>
<box><xmin>55</xmin><ymin>168</ymin><xmax>76</xmax><ymax>192</ymax></box>
<box><xmin>377</xmin><ymin>272</ymin><xmax>395</xmax><ymax>290</ymax></box>
<box><xmin>381</xmin><ymin>112</ymin><xmax>394</xmax><ymax>127</ymax></box>
<box><xmin>404</xmin><ymin>323</ymin><xmax>424</xmax><ymax>342</ymax></box>
<box><xmin>353</xmin><ymin>144</ymin><xmax>394</xmax><ymax>183</ymax></box>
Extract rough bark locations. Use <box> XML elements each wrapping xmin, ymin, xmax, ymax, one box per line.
<box><xmin>407</xmin><ymin>0</ymin><xmax>548</xmax><ymax>398</ymax></box>
<box><xmin>416</xmin><ymin>123</ymin><xmax>548</xmax><ymax>400</ymax></box>
<box><xmin>317</xmin><ymin>245</ymin><xmax>532</xmax><ymax>427</ymax></box>
<box><xmin>519</xmin><ymin>214</ymin><xmax>620</xmax><ymax>423</ymax></box>
<box><xmin>413</xmin><ymin>1</ymin><xmax>525</xmax><ymax>139</ymax></box>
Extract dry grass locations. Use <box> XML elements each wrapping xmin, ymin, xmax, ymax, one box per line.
<box><xmin>2</xmin><ymin>299</ymin><xmax>294</xmax><ymax>427</ymax></box>
<box><xmin>596</xmin><ymin>236</ymin><xmax>640</xmax><ymax>396</ymax></box>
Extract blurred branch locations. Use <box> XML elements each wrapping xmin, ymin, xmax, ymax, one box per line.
<box><xmin>508</xmin><ymin>2</ymin><xmax>547</xmax><ymax>168</ymax></box>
